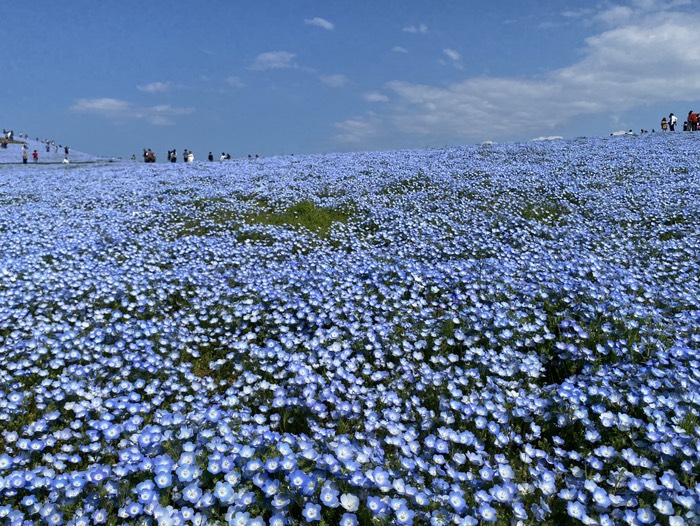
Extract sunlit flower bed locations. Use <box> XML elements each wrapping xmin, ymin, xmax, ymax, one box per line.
<box><xmin>0</xmin><ymin>134</ymin><xmax>699</xmax><ymax>525</ymax></box>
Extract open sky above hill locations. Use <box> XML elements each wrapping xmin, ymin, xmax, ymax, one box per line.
<box><xmin>2</xmin><ymin>0</ymin><xmax>699</xmax><ymax>160</ymax></box>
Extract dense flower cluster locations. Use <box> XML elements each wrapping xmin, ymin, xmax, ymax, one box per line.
<box><xmin>0</xmin><ymin>134</ymin><xmax>699</xmax><ymax>525</ymax></box>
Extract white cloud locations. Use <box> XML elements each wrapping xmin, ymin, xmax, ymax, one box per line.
<box><xmin>392</xmin><ymin>46</ymin><xmax>409</xmax><ymax>54</ymax></box>
<box><xmin>363</xmin><ymin>91</ymin><xmax>389</xmax><ymax>103</ymax></box>
<box><xmin>596</xmin><ymin>0</ymin><xmax>691</xmax><ymax>25</ymax></box>
<box><xmin>335</xmin><ymin>7</ymin><xmax>700</xmax><ymax>146</ymax></box>
<box><xmin>443</xmin><ymin>48</ymin><xmax>461</xmax><ymax>61</ymax></box>
<box><xmin>71</xmin><ymin>98</ymin><xmax>133</xmax><ymax>116</ymax></box>
<box><xmin>320</xmin><ymin>74</ymin><xmax>348</xmax><ymax>87</ymax></box>
<box><xmin>305</xmin><ymin>17</ymin><xmax>334</xmax><ymax>30</ymax></box>
<box><xmin>70</xmin><ymin>98</ymin><xmax>193</xmax><ymax>126</ymax></box>
<box><xmin>249</xmin><ymin>51</ymin><xmax>297</xmax><ymax>71</ymax></box>
<box><xmin>137</xmin><ymin>82</ymin><xmax>170</xmax><ymax>94</ymax></box>
<box><xmin>403</xmin><ymin>23</ymin><xmax>428</xmax><ymax>34</ymax></box>
<box><xmin>226</xmin><ymin>75</ymin><xmax>245</xmax><ymax>88</ymax></box>
<box><xmin>147</xmin><ymin>105</ymin><xmax>193</xmax><ymax>126</ymax></box>
<box><xmin>334</xmin><ymin>112</ymin><xmax>381</xmax><ymax>143</ymax></box>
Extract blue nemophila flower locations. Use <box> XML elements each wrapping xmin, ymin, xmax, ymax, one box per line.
<box><xmin>367</xmin><ymin>495</ymin><xmax>389</xmax><ymax>516</ymax></box>
<box><xmin>395</xmin><ymin>504</ymin><xmax>415</xmax><ymax>525</ymax></box>
<box><xmin>182</xmin><ymin>483</ymin><xmax>202</xmax><ymax>504</ymax></box>
<box><xmin>302</xmin><ymin>502</ymin><xmax>321</xmax><ymax>522</ymax></box>
<box><xmin>566</xmin><ymin>501</ymin><xmax>587</xmax><ymax>522</ymax></box>
<box><xmin>340</xmin><ymin>493</ymin><xmax>360</xmax><ymax>512</ymax></box>
<box><xmin>0</xmin><ymin>454</ymin><xmax>14</xmax><ymax>470</ymax></box>
<box><xmin>448</xmin><ymin>491</ymin><xmax>466</xmax><ymax>513</ymax></box>
<box><xmin>478</xmin><ymin>503</ymin><xmax>498</xmax><ymax>522</ymax></box>
<box><xmin>175</xmin><ymin>463</ymin><xmax>198</xmax><ymax>483</ymax></box>
<box><xmin>655</xmin><ymin>498</ymin><xmax>674</xmax><ymax>516</ymax></box>
<box><xmin>229</xmin><ymin>511</ymin><xmax>250</xmax><ymax>526</ymax></box>
<box><xmin>154</xmin><ymin>471</ymin><xmax>172</xmax><ymax>488</ymax></box>
<box><xmin>320</xmin><ymin>483</ymin><xmax>340</xmax><ymax>507</ymax></box>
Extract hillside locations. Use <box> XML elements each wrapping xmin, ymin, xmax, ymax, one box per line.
<box><xmin>0</xmin><ymin>135</ymin><xmax>111</xmax><ymax>164</ymax></box>
<box><xmin>0</xmin><ymin>133</ymin><xmax>699</xmax><ymax>524</ymax></box>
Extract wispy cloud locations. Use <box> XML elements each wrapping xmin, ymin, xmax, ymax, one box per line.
<box><xmin>403</xmin><ymin>23</ymin><xmax>428</xmax><ymax>34</ymax></box>
<box><xmin>70</xmin><ymin>98</ymin><xmax>193</xmax><ymax>125</ymax></box>
<box><xmin>320</xmin><ymin>74</ymin><xmax>348</xmax><ymax>87</ymax></box>
<box><xmin>137</xmin><ymin>82</ymin><xmax>171</xmax><ymax>94</ymax></box>
<box><xmin>441</xmin><ymin>48</ymin><xmax>464</xmax><ymax>70</ymax></box>
<box><xmin>363</xmin><ymin>91</ymin><xmax>389</xmax><ymax>103</ymax></box>
<box><xmin>334</xmin><ymin>112</ymin><xmax>381</xmax><ymax>143</ymax></box>
<box><xmin>596</xmin><ymin>0</ymin><xmax>692</xmax><ymax>25</ymax></box>
<box><xmin>392</xmin><ymin>46</ymin><xmax>409</xmax><ymax>54</ymax></box>
<box><xmin>225</xmin><ymin>75</ymin><xmax>245</xmax><ymax>88</ymax></box>
<box><xmin>249</xmin><ymin>51</ymin><xmax>297</xmax><ymax>71</ymax></box>
<box><xmin>305</xmin><ymin>17</ymin><xmax>334</xmax><ymax>30</ymax></box>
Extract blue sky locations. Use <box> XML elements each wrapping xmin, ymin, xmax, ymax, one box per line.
<box><xmin>2</xmin><ymin>0</ymin><xmax>699</xmax><ymax>159</ymax></box>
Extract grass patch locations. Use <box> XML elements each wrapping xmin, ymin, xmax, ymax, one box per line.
<box><xmin>520</xmin><ymin>199</ymin><xmax>569</xmax><ymax>225</ymax></box>
<box><xmin>247</xmin><ymin>200</ymin><xmax>349</xmax><ymax>238</ymax></box>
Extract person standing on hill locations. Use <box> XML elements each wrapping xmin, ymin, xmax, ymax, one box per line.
<box><xmin>32</xmin><ymin>150</ymin><xmax>39</xmax><ymax>163</ymax></box>
<box><xmin>669</xmin><ymin>113</ymin><xmax>677</xmax><ymax>131</ymax></box>
<box><xmin>22</xmin><ymin>149</ymin><xmax>28</xmax><ymax>164</ymax></box>
<box><xmin>688</xmin><ymin>111</ymin><xmax>698</xmax><ymax>131</ymax></box>
<box><xmin>661</xmin><ymin>117</ymin><xmax>668</xmax><ymax>131</ymax></box>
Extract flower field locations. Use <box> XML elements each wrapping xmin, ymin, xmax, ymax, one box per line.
<box><xmin>0</xmin><ymin>134</ymin><xmax>699</xmax><ymax>525</ymax></box>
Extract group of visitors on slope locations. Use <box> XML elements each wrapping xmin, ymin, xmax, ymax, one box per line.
<box><xmin>661</xmin><ymin>111</ymin><xmax>700</xmax><ymax>131</ymax></box>
<box><xmin>19</xmin><ymin>143</ymin><xmax>70</xmax><ymax>164</ymax></box>
<box><xmin>141</xmin><ymin>149</ymin><xmax>241</xmax><ymax>163</ymax></box>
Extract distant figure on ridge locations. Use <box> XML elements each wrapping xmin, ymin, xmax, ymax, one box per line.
<box><xmin>187</xmin><ymin>151</ymin><xmax>195</xmax><ymax>163</ymax></box>
<box><xmin>661</xmin><ymin>117</ymin><xmax>668</xmax><ymax>131</ymax></box>
<box><xmin>32</xmin><ymin>150</ymin><xmax>39</xmax><ymax>163</ymax></box>
<box><xmin>208</xmin><ymin>152</ymin><xmax>214</xmax><ymax>161</ymax></box>
<box><xmin>144</xmin><ymin>148</ymin><xmax>156</xmax><ymax>163</ymax></box>
<box><xmin>22</xmin><ymin>150</ymin><xmax>28</xmax><ymax>164</ymax></box>
<box><xmin>669</xmin><ymin>113</ymin><xmax>677</xmax><ymax>131</ymax></box>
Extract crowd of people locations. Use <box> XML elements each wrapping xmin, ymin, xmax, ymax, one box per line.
<box><xmin>660</xmin><ymin>111</ymin><xmax>699</xmax><ymax>131</ymax></box>
<box><xmin>139</xmin><ymin>149</ymin><xmax>249</xmax><ymax>163</ymax></box>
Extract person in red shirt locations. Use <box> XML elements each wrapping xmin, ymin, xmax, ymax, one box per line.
<box><xmin>32</xmin><ymin>150</ymin><xmax>38</xmax><ymax>163</ymax></box>
<box><xmin>687</xmin><ymin>111</ymin><xmax>698</xmax><ymax>131</ymax></box>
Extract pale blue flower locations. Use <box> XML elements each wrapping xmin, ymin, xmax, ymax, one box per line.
<box><xmin>302</xmin><ymin>502</ymin><xmax>321</xmax><ymax>522</ymax></box>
